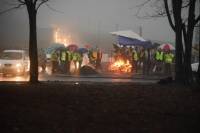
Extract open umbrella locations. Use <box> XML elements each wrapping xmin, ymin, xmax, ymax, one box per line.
<box><xmin>110</xmin><ymin>30</ymin><xmax>146</xmax><ymax>41</ymax></box>
<box><xmin>67</xmin><ymin>44</ymin><xmax>78</xmax><ymax>52</ymax></box>
<box><xmin>77</xmin><ymin>48</ymin><xmax>88</xmax><ymax>54</ymax></box>
<box><xmin>158</xmin><ymin>43</ymin><xmax>175</xmax><ymax>51</ymax></box>
<box><xmin>45</xmin><ymin>43</ymin><xmax>65</xmax><ymax>54</ymax></box>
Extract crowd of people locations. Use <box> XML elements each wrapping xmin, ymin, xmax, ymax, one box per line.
<box><xmin>47</xmin><ymin>44</ymin><xmax>174</xmax><ymax>76</ymax></box>
<box><xmin>51</xmin><ymin>49</ymin><xmax>82</xmax><ymax>74</ymax></box>
<box><xmin>50</xmin><ymin>48</ymin><xmax>102</xmax><ymax>74</ymax></box>
<box><xmin>113</xmin><ymin>45</ymin><xmax>175</xmax><ymax>76</ymax></box>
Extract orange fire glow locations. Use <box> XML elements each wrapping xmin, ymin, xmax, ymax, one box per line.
<box><xmin>109</xmin><ymin>59</ymin><xmax>132</xmax><ymax>73</ymax></box>
<box><xmin>54</xmin><ymin>28</ymin><xmax>71</xmax><ymax>46</ymax></box>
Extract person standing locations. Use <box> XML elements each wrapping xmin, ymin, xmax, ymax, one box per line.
<box><xmin>72</xmin><ymin>52</ymin><xmax>81</xmax><ymax>73</ymax></box>
<box><xmin>78</xmin><ymin>53</ymin><xmax>83</xmax><ymax>70</ymax></box>
<box><xmin>60</xmin><ymin>49</ymin><xmax>67</xmax><ymax>74</ymax></box>
<box><xmin>154</xmin><ymin>48</ymin><xmax>164</xmax><ymax>73</ymax></box>
<box><xmin>96</xmin><ymin>48</ymin><xmax>102</xmax><ymax>70</ymax></box>
<box><xmin>144</xmin><ymin>48</ymin><xmax>151</xmax><ymax>75</ymax></box>
<box><xmin>132</xmin><ymin>48</ymin><xmax>138</xmax><ymax>73</ymax></box>
<box><xmin>66</xmin><ymin>50</ymin><xmax>72</xmax><ymax>74</ymax></box>
<box><xmin>139</xmin><ymin>48</ymin><xmax>145</xmax><ymax>74</ymax></box>
<box><xmin>51</xmin><ymin>51</ymin><xmax>58</xmax><ymax>74</ymax></box>
<box><xmin>164</xmin><ymin>50</ymin><xmax>174</xmax><ymax>76</ymax></box>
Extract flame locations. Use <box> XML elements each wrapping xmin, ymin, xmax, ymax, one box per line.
<box><xmin>109</xmin><ymin>59</ymin><xmax>132</xmax><ymax>73</ymax></box>
<box><xmin>54</xmin><ymin>28</ymin><xmax>71</xmax><ymax>46</ymax></box>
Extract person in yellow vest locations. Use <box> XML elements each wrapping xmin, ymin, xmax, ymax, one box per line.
<box><xmin>72</xmin><ymin>52</ymin><xmax>81</xmax><ymax>72</ymax></box>
<box><xmin>60</xmin><ymin>50</ymin><xmax>67</xmax><ymax>73</ymax></box>
<box><xmin>66</xmin><ymin>50</ymin><xmax>72</xmax><ymax>74</ymax></box>
<box><xmin>51</xmin><ymin>51</ymin><xmax>58</xmax><ymax>74</ymax></box>
<box><xmin>88</xmin><ymin>49</ymin><xmax>96</xmax><ymax>65</ymax></box>
<box><xmin>164</xmin><ymin>50</ymin><xmax>174</xmax><ymax>75</ymax></box>
<box><xmin>132</xmin><ymin>48</ymin><xmax>138</xmax><ymax>73</ymax></box>
<box><xmin>138</xmin><ymin>48</ymin><xmax>145</xmax><ymax>72</ymax></box>
<box><xmin>154</xmin><ymin>48</ymin><xmax>164</xmax><ymax>73</ymax></box>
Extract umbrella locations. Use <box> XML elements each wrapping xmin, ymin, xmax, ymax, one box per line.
<box><xmin>110</xmin><ymin>30</ymin><xmax>146</xmax><ymax>41</ymax></box>
<box><xmin>45</xmin><ymin>43</ymin><xmax>65</xmax><ymax>54</ymax></box>
<box><xmin>117</xmin><ymin>36</ymin><xmax>152</xmax><ymax>49</ymax></box>
<box><xmin>77</xmin><ymin>48</ymin><xmax>88</xmax><ymax>53</ymax></box>
<box><xmin>67</xmin><ymin>44</ymin><xmax>78</xmax><ymax>52</ymax></box>
<box><xmin>158</xmin><ymin>43</ymin><xmax>175</xmax><ymax>50</ymax></box>
<box><xmin>84</xmin><ymin>44</ymin><xmax>91</xmax><ymax>49</ymax></box>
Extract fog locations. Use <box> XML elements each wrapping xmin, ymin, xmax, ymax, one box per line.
<box><xmin>0</xmin><ymin>0</ymin><xmax>175</xmax><ymax>52</ymax></box>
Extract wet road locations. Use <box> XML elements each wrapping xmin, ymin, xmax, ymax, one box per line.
<box><xmin>0</xmin><ymin>73</ymin><xmax>158</xmax><ymax>83</ymax></box>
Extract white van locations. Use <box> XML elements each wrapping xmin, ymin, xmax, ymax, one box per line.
<box><xmin>0</xmin><ymin>50</ymin><xmax>30</xmax><ymax>76</ymax></box>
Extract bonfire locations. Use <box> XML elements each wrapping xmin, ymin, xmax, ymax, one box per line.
<box><xmin>109</xmin><ymin>59</ymin><xmax>132</xmax><ymax>73</ymax></box>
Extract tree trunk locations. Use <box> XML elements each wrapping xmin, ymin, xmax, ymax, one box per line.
<box><xmin>27</xmin><ymin>6</ymin><xmax>38</xmax><ymax>83</ymax></box>
<box><xmin>184</xmin><ymin>42</ymin><xmax>193</xmax><ymax>84</ymax></box>
<box><xmin>172</xmin><ymin>0</ymin><xmax>184</xmax><ymax>83</ymax></box>
<box><xmin>183</xmin><ymin>0</ymin><xmax>196</xmax><ymax>84</ymax></box>
<box><xmin>198</xmin><ymin>24</ymin><xmax>200</xmax><ymax>82</ymax></box>
<box><xmin>175</xmin><ymin>29</ymin><xmax>184</xmax><ymax>83</ymax></box>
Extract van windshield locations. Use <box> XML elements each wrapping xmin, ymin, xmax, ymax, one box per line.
<box><xmin>0</xmin><ymin>52</ymin><xmax>22</xmax><ymax>60</ymax></box>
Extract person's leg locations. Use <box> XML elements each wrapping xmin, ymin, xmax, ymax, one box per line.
<box><xmin>74</xmin><ymin>61</ymin><xmax>77</xmax><ymax>72</ymax></box>
<box><xmin>63</xmin><ymin>62</ymin><xmax>67</xmax><ymax>74</ymax></box>
<box><xmin>143</xmin><ymin>61</ymin><xmax>146</xmax><ymax>75</ymax></box>
<box><xmin>66</xmin><ymin>61</ymin><xmax>70</xmax><ymax>74</ymax></box>
<box><xmin>167</xmin><ymin>63</ymin><xmax>171</xmax><ymax>76</ymax></box>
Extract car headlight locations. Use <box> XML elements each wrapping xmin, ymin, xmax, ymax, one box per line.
<box><xmin>16</xmin><ymin>63</ymin><xmax>22</xmax><ymax>67</ymax></box>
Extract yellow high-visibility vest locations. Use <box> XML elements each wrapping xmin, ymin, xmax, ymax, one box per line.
<box><xmin>51</xmin><ymin>52</ymin><xmax>57</xmax><ymax>61</ymax></box>
<box><xmin>66</xmin><ymin>51</ymin><xmax>72</xmax><ymax>61</ymax></box>
<box><xmin>132</xmin><ymin>51</ymin><xmax>138</xmax><ymax>61</ymax></box>
<box><xmin>164</xmin><ymin>53</ymin><xmax>174</xmax><ymax>64</ymax></box>
<box><xmin>61</xmin><ymin>51</ymin><xmax>66</xmax><ymax>61</ymax></box>
<box><xmin>155</xmin><ymin>51</ymin><xmax>163</xmax><ymax>61</ymax></box>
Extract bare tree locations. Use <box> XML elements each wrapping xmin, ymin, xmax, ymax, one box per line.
<box><xmin>136</xmin><ymin>0</ymin><xmax>200</xmax><ymax>84</ymax></box>
<box><xmin>0</xmin><ymin>0</ymin><xmax>50</xmax><ymax>83</ymax></box>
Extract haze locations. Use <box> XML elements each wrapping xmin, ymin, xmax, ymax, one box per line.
<box><xmin>0</xmin><ymin>0</ymin><xmax>175</xmax><ymax>52</ymax></box>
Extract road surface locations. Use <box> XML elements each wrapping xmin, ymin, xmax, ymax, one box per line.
<box><xmin>0</xmin><ymin>73</ymin><xmax>159</xmax><ymax>83</ymax></box>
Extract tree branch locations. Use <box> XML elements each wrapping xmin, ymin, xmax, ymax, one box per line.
<box><xmin>0</xmin><ymin>3</ymin><xmax>25</xmax><ymax>15</ymax></box>
<box><xmin>164</xmin><ymin>0</ymin><xmax>175</xmax><ymax>31</ymax></box>
<box><xmin>36</xmin><ymin>0</ymin><xmax>49</xmax><ymax>11</ymax></box>
<box><xmin>18</xmin><ymin>0</ymin><xmax>25</xmax><ymax>4</ymax></box>
<box><xmin>45</xmin><ymin>3</ymin><xmax>64</xmax><ymax>14</ymax></box>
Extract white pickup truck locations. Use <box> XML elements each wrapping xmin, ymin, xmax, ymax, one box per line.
<box><xmin>0</xmin><ymin>50</ymin><xmax>30</xmax><ymax>76</ymax></box>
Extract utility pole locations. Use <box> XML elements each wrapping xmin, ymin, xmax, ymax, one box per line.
<box><xmin>139</xmin><ymin>26</ymin><xmax>142</xmax><ymax>37</ymax></box>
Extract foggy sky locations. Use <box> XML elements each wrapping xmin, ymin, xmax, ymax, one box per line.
<box><xmin>0</xmin><ymin>0</ymin><xmax>175</xmax><ymax>51</ymax></box>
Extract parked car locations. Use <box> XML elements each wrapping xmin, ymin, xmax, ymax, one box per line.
<box><xmin>0</xmin><ymin>50</ymin><xmax>29</xmax><ymax>76</ymax></box>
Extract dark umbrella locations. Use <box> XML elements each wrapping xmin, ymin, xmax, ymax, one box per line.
<box><xmin>77</xmin><ymin>48</ymin><xmax>88</xmax><ymax>54</ymax></box>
